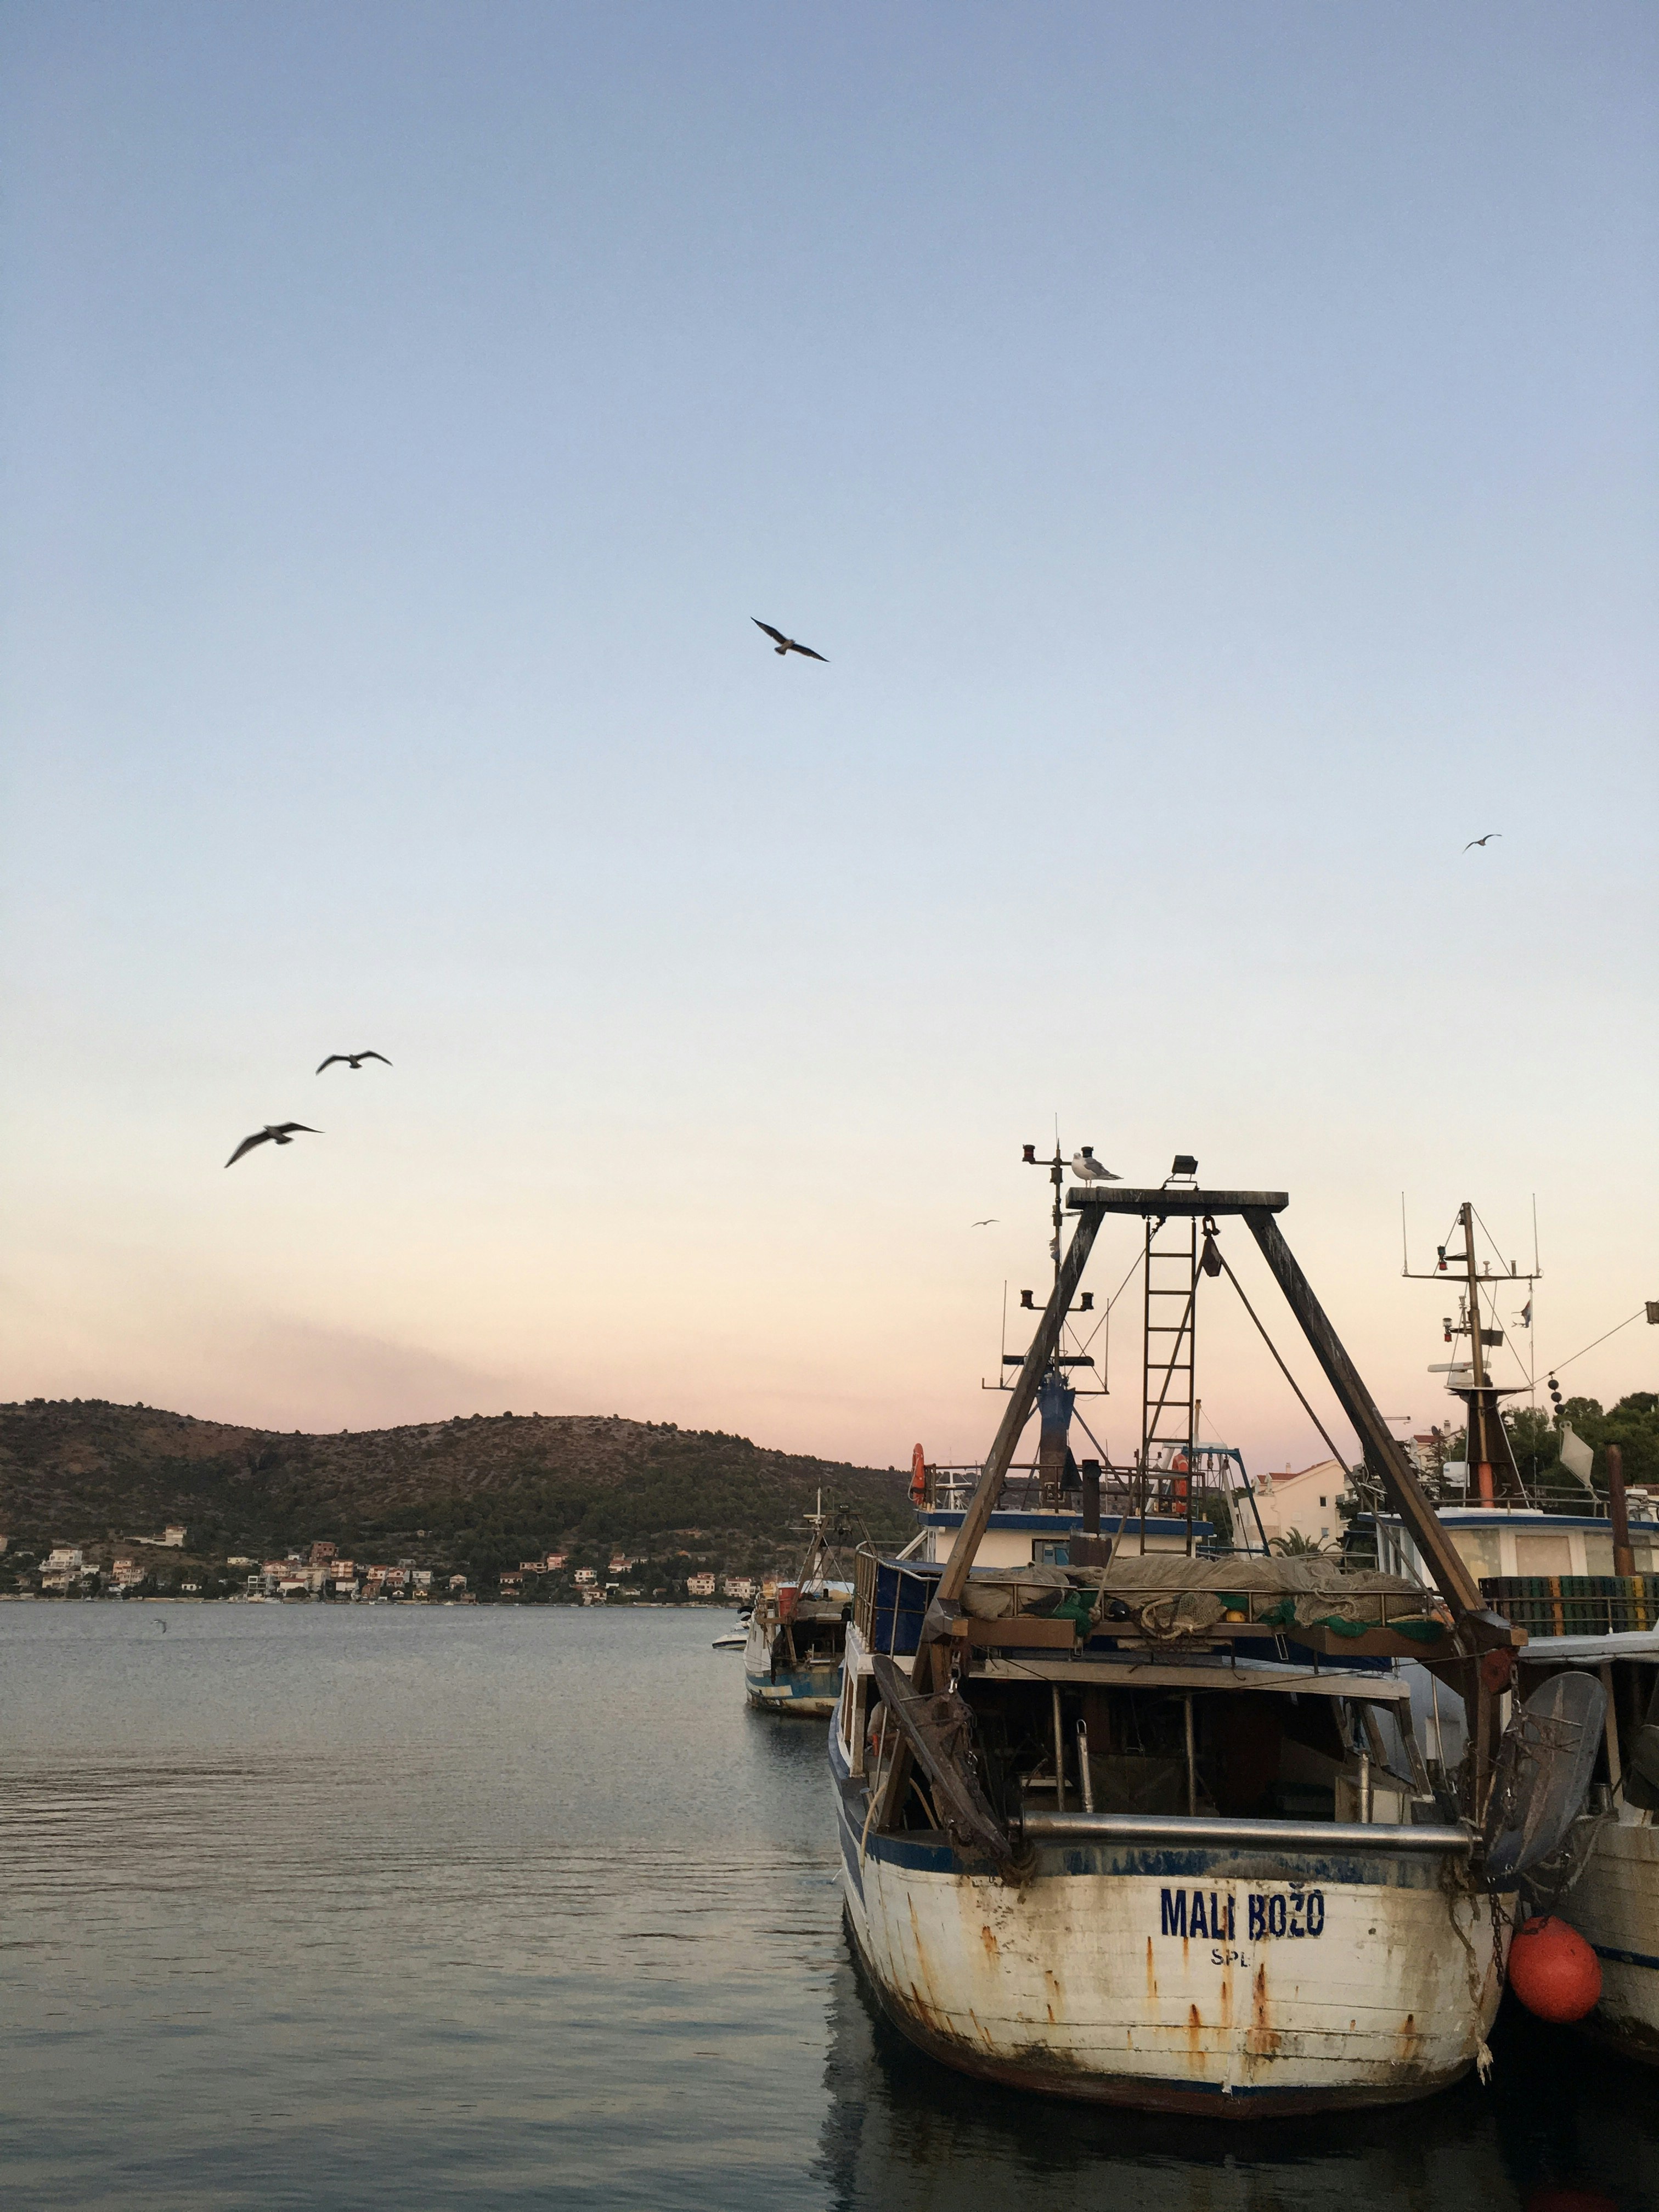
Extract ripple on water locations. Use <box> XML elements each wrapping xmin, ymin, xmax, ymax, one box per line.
<box><xmin>3</xmin><ymin>1604</ymin><xmax>1657</xmax><ymax>2210</ymax></box>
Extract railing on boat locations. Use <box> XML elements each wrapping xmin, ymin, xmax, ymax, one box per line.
<box><xmin>923</xmin><ymin>1459</ymin><xmax>1233</xmax><ymax>1520</ymax></box>
<box><xmin>1482</xmin><ymin>1573</ymin><xmax>1659</xmax><ymax>1638</ymax></box>
<box><xmin>1019</xmin><ymin>1810</ymin><xmax>1471</xmax><ymax>1852</ymax></box>
<box><xmin>852</xmin><ymin>1544</ymin><xmax>1448</xmax><ymax>1657</ymax></box>
<box><xmin>857</xmin><ymin>1547</ymin><xmax>1005</xmax><ymax>1654</ymax></box>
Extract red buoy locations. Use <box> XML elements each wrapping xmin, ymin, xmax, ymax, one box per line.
<box><xmin>1506</xmin><ymin>1916</ymin><xmax>1601</xmax><ymax>2024</ymax></box>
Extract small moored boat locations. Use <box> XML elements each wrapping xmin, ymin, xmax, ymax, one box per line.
<box><xmin>745</xmin><ymin>1496</ymin><xmax>853</xmax><ymax>1716</ymax></box>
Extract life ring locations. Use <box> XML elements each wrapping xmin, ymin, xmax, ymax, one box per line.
<box><xmin>911</xmin><ymin>1443</ymin><xmax>927</xmax><ymax>1505</ymax></box>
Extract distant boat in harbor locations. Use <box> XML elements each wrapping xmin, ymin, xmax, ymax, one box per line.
<box><xmin>745</xmin><ymin>1496</ymin><xmax>853</xmax><ymax>1717</ymax></box>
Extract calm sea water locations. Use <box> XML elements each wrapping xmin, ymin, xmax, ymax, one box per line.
<box><xmin>3</xmin><ymin>1604</ymin><xmax>1658</xmax><ymax>2210</ymax></box>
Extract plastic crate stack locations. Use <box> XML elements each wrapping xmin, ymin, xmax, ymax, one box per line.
<box><xmin>1480</xmin><ymin>1573</ymin><xmax>1659</xmax><ymax>1638</ymax></box>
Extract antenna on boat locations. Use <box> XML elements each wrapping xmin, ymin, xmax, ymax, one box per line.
<box><xmin>1406</xmin><ymin>1199</ymin><xmax>1539</xmax><ymax>1508</ymax></box>
<box><xmin>1004</xmin><ymin>1141</ymin><xmax>1106</xmax><ymax>1400</ymax></box>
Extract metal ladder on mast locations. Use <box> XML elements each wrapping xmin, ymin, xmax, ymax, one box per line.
<box><xmin>1140</xmin><ymin>1211</ymin><xmax>1198</xmax><ymax>1553</ymax></box>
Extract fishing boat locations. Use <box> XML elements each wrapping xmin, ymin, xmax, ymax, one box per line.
<box><xmin>1348</xmin><ymin>1201</ymin><xmax>1659</xmax><ymax>2063</ymax></box>
<box><xmin>744</xmin><ymin>1496</ymin><xmax>853</xmax><ymax>1716</ymax></box>
<box><xmin>832</xmin><ymin>1155</ymin><xmax>1597</xmax><ymax>2114</ymax></box>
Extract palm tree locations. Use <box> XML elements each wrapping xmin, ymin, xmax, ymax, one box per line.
<box><xmin>1271</xmin><ymin>1529</ymin><xmax>1331</xmax><ymax>1558</ymax></box>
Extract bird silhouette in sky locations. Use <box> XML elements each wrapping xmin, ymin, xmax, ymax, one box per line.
<box><xmin>1464</xmin><ymin>833</ymin><xmax>1502</xmax><ymax>850</ymax></box>
<box><xmin>1070</xmin><ymin>1147</ymin><xmax>1120</xmax><ymax>1183</ymax></box>
<box><xmin>225</xmin><ymin>1123</ymin><xmax>321</xmax><ymax>1168</ymax></box>
<box><xmin>972</xmin><ymin>1218</ymin><xmax>999</xmax><ymax>1227</ymax></box>
<box><xmin>752</xmin><ymin>619</ymin><xmax>828</xmax><ymax>662</ymax></box>
<box><xmin>317</xmin><ymin>1051</ymin><xmax>392</xmax><ymax>1074</ymax></box>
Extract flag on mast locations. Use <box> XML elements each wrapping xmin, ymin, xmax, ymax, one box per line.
<box><xmin>1559</xmin><ymin>1424</ymin><xmax>1595</xmax><ymax>1493</ymax></box>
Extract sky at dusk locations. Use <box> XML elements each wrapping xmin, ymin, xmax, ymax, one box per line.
<box><xmin>3</xmin><ymin>3</ymin><xmax>1656</xmax><ymax>1474</ymax></box>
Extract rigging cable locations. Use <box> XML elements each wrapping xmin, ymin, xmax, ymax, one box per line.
<box><xmin>1208</xmin><ymin>1241</ymin><xmax>1358</xmax><ymax>1488</ymax></box>
<box><xmin>1547</xmin><ymin>1308</ymin><xmax>1649</xmax><ymax>1384</ymax></box>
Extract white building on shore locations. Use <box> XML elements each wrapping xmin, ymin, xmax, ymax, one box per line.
<box><xmin>1252</xmin><ymin>1458</ymin><xmax>1348</xmax><ymax>1550</ymax></box>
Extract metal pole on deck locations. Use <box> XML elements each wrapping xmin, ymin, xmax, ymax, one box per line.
<box><xmin>1610</xmin><ymin>1443</ymin><xmax>1634</xmax><ymax>1578</ymax></box>
<box><xmin>1462</xmin><ymin>1204</ymin><xmax>1496</xmax><ymax>1508</ymax></box>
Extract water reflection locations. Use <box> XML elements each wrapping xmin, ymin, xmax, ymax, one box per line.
<box><xmin>815</xmin><ymin>1931</ymin><xmax>1659</xmax><ymax>2211</ymax></box>
<box><xmin>7</xmin><ymin>1606</ymin><xmax>1659</xmax><ymax>2210</ymax></box>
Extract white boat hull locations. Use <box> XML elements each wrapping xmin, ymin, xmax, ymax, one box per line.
<box><xmin>832</xmin><ymin>1742</ymin><xmax>1504</xmax><ymax>2113</ymax></box>
<box><xmin>1564</xmin><ymin>1816</ymin><xmax>1659</xmax><ymax>2062</ymax></box>
<box><xmin>743</xmin><ymin>1617</ymin><xmax>840</xmax><ymax>1715</ymax></box>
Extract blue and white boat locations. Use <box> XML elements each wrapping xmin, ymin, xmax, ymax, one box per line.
<box><xmin>828</xmin><ymin>1160</ymin><xmax>1578</xmax><ymax>2114</ymax></box>
<box><xmin>744</xmin><ymin>1497</ymin><xmax>852</xmax><ymax>1717</ymax></box>
<box><xmin>1351</xmin><ymin>1193</ymin><xmax>1659</xmax><ymax>2064</ymax></box>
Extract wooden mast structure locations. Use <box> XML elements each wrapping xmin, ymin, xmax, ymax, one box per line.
<box><xmin>887</xmin><ymin>1171</ymin><xmax>1521</xmax><ymax>1832</ymax></box>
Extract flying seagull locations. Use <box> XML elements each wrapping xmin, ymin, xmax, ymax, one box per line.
<box><xmin>1070</xmin><ymin>1146</ymin><xmax>1120</xmax><ymax>1183</ymax></box>
<box><xmin>224</xmin><ymin>1123</ymin><xmax>321</xmax><ymax>1169</ymax></box>
<box><xmin>317</xmin><ymin>1051</ymin><xmax>392</xmax><ymax>1074</ymax></box>
<box><xmin>972</xmin><ymin>1218</ymin><xmax>999</xmax><ymax>1227</ymax></box>
<box><xmin>1464</xmin><ymin>833</ymin><xmax>1502</xmax><ymax>850</ymax></box>
<box><xmin>752</xmin><ymin>619</ymin><xmax>828</xmax><ymax>662</ymax></box>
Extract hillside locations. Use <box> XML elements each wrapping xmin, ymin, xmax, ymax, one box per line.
<box><xmin>0</xmin><ymin>1399</ymin><xmax>913</xmax><ymax>1579</ymax></box>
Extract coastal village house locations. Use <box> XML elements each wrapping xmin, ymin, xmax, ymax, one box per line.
<box><xmin>685</xmin><ymin>1572</ymin><xmax>717</xmax><ymax>1598</ymax></box>
<box><xmin>1252</xmin><ymin>1458</ymin><xmax>1349</xmax><ymax>1549</ymax></box>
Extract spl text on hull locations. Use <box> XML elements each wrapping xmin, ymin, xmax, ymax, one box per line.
<box><xmin>829</xmin><ymin>1156</ymin><xmax>1603</xmax><ymax>2113</ymax></box>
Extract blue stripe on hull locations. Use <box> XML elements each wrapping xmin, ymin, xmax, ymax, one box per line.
<box><xmin>1593</xmin><ymin>1944</ymin><xmax>1659</xmax><ymax>1972</ymax></box>
<box><xmin>746</xmin><ymin>1662</ymin><xmax>841</xmax><ymax>1711</ymax></box>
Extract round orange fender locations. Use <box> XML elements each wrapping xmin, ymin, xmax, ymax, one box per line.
<box><xmin>1507</xmin><ymin>1916</ymin><xmax>1601</xmax><ymax>2023</ymax></box>
<box><xmin>911</xmin><ymin>1443</ymin><xmax>927</xmax><ymax>1504</ymax></box>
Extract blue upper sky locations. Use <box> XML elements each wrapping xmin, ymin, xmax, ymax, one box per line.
<box><xmin>4</xmin><ymin>3</ymin><xmax>1655</xmax><ymax>1468</ymax></box>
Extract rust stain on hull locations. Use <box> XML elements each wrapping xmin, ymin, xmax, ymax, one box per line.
<box><xmin>1246</xmin><ymin>1961</ymin><xmax>1281</xmax><ymax>2058</ymax></box>
<box><xmin>855</xmin><ymin>1948</ymin><xmax>1477</xmax><ymax>2120</ymax></box>
<box><xmin>1145</xmin><ymin>1937</ymin><xmax>1158</xmax><ymax>2003</ymax></box>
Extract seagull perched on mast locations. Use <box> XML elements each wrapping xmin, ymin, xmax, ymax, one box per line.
<box><xmin>316</xmin><ymin>1051</ymin><xmax>392</xmax><ymax>1074</ymax></box>
<box><xmin>1463</xmin><ymin>833</ymin><xmax>1502</xmax><ymax>850</ymax></box>
<box><xmin>1070</xmin><ymin>1146</ymin><xmax>1120</xmax><ymax>1183</ymax></box>
<box><xmin>752</xmin><ymin>619</ymin><xmax>828</xmax><ymax>662</ymax></box>
<box><xmin>224</xmin><ymin>1124</ymin><xmax>321</xmax><ymax>1169</ymax></box>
